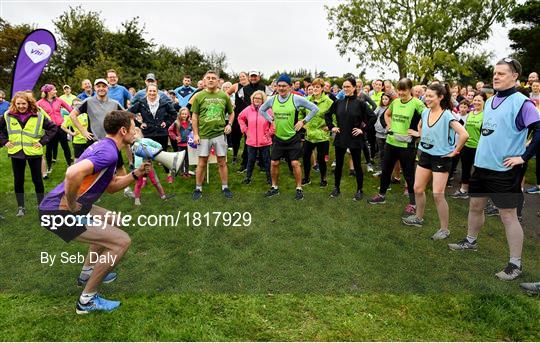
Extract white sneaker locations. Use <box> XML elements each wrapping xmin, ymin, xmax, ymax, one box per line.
<box><xmin>367</xmin><ymin>163</ymin><xmax>374</xmax><ymax>173</ymax></box>
<box><xmin>16</xmin><ymin>207</ymin><xmax>26</xmax><ymax>217</ymax></box>
<box><xmin>495</xmin><ymin>263</ymin><xmax>522</xmax><ymax>281</ymax></box>
<box><xmin>124</xmin><ymin>188</ymin><xmax>135</xmax><ymax>199</ymax></box>
<box><xmin>431</xmin><ymin>229</ymin><xmax>450</xmax><ymax>240</ymax></box>
<box><xmin>134</xmin><ymin>198</ymin><xmax>141</xmax><ymax>206</ymax></box>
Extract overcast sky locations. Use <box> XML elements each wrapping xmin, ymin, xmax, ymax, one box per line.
<box><xmin>2</xmin><ymin>0</ymin><xmax>514</xmax><ymax>80</ymax></box>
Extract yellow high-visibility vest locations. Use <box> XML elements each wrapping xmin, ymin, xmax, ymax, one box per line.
<box><xmin>5</xmin><ymin>112</ymin><xmax>45</xmax><ymax>156</ymax></box>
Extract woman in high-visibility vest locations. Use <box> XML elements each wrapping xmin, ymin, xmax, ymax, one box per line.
<box><xmin>0</xmin><ymin>91</ymin><xmax>57</xmax><ymax>217</ymax></box>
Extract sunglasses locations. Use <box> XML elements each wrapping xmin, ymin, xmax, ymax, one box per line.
<box><xmin>503</xmin><ymin>58</ymin><xmax>519</xmax><ymax>74</ymax></box>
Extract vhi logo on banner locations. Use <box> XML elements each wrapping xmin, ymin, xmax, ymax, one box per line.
<box><xmin>11</xmin><ymin>29</ymin><xmax>57</xmax><ymax>97</ymax></box>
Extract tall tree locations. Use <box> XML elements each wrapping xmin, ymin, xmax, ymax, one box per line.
<box><xmin>326</xmin><ymin>0</ymin><xmax>514</xmax><ymax>83</ymax></box>
<box><xmin>508</xmin><ymin>0</ymin><xmax>540</xmax><ymax>75</ymax></box>
<box><xmin>0</xmin><ymin>18</ymin><xmax>33</xmax><ymax>92</ymax></box>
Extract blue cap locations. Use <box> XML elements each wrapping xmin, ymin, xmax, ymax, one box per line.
<box><xmin>276</xmin><ymin>74</ymin><xmax>292</xmax><ymax>86</ymax></box>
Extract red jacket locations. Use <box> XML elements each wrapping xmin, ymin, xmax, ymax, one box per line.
<box><xmin>238</xmin><ymin>104</ymin><xmax>274</xmax><ymax>147</ymax></box>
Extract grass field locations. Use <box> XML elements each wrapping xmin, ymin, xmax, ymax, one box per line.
<box><xmin>0</xmin><ymin>145</ymin><xmax>538</xmax><ymax>341</ymax></box>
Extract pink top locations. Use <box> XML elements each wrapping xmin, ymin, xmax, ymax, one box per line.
<box><xmin>238</xmin><ymin>104</ymin><xmax>274</xmax><ymax>147</ymax></box>
<box><xmin>36</xmin><ymin>98</ymin><xmax>72</xmax><ymax>126</ymax></box>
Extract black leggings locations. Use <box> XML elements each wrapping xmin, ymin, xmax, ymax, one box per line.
<box><xmin>303</xmin><ymin>140</ymin><xmax>329</xmax><ymax>181</ymax></box>
<box><xmin>335</xmin><ymin>146</ymin><xmax>364</xmax><ymax>192</ymax></box>
<box><xmin>11</xmin><ymin>157</ymin><xmax>44</xmax><ymax>208</ymax></box>
<box><xmin>460</xmin><ymin>146</ymin><xmax>476</xmax><ymax>184</ymax></box>
<box><xmin>46</xmin><ymin>129</ymin><xmax>72</xmax><ymax>168</ymax></box>
<box><xmin>231</xmin><ymin>119</ymin><xmax>243</xmax><ymax>160</ymax></box>
<box><xmin>379</xmin><ymin>144</ymin><xmax>416</xmax><ymax>204</ymax></box>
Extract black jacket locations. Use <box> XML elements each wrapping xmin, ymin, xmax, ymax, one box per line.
<box><xmin>129</xmin><ymin>98</ymin><xmax>177</xmax><ymax>137</ymax></box>
<box><xmin>325</xmin><ymin>95</ymin><xmax>370</xmax><ymax>149</ymax></box>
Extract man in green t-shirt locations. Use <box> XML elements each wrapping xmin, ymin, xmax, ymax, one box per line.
<box><xmin>191</xmin><ymin>70</ymin><xmax>234</xmax><ymax>200</ymax></box>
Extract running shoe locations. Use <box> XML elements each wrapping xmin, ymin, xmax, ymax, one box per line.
<box><xmin>222</xmin><ymin>188</ymin><xmax>233</xmax><ymax>199</ymax></box>
<box><xmin>76</xmin><ymin>294</ymin><xmax>121</xmax><ymax>314</ymax></box>
<box><xmin>368</xmin><ymin>194</ymin><xmax>386</xmax><ymax>204</ymax></box>
<box><xmin>134</xmin><ymin>198</ymin><xmax>141</xmax><ymax>206</ymax></box>
<box><xmin>313</xmin><ymin>164</ymin><xmax>320</xmax><ymax>172</ymax></box>
<box><xmin>192</xmin><ymin>189</ymin><xmax>203</xmax><ymax>201</ymax></box>
<box><xmin>319</xmin><ymin>180</ymin><xmax>328</xmax><ymax>187</ymax></box>
<box><xmin>448</xmin><ymin>238</ymin><xmax>477</xmax><ymax>251</ymax></box>
<box><xmin>16</xmin><ymin>207</ymin><xmax>25</xmax><ymax>217</ymax></box>
<box><xmin>391</xmin><ymin>177</ymin><xmax>401</xmax><ymax>184</ymax></box>
<box><xmin>349</xmin><ymin>169</ymin><xmax>356</xmax><ymax>176</ymax></box>
<box><xmin>329</xmin><ymin>187</ymin><xmax>341</xmax><ymax>198</ymax></box>
<box><xmin>525</xmin><ymin>185</ymin><xmax>540</xmax><ymax>194</ymax></box>
<box><xmin>188</xmin><ymin>170</ymin><xmax>195</xmax><ymax>176</ymax></box>
<box><xmin>331</xmin><ymin>160</ymin><xmax>336</xmax><ymax>169</ymax></box>
<box><xmin>484</xmin><ymin>204</ymin><xmax>500</xmax><ymax>216</ymax></box>
<box><xmin>77</xmin><ymin>272</ymin><xmax>118</xmax><ymax>287</ymax></box>
<box><xmin>431</xmin><ymin>229</ymin><xmax>450</xmax><ymax>240</ymax></box>
<box><xmin>372</xmin><ymin>171</ymin><xmax>382</xmax><ymax>177</ymax></box>
<box><xmin>123</xmin><ymin>188</ymin><xmax>135</xmax><ymax>199</ymax></box>
<box><xmin>353</xmin><ymin>190</ymin><xmax>364</xmax><ymax>201</ymax></box>
<box><xmin>451</xmin><ymin>190</ymin><xmax>469</xmax><ymax>199</ymax></box>
<box><xmin>265</xmin><ymin>187</ymin><xmax>279</xmax><ymax>198</ymax></box>
<box><xmin>402</xmin><ymin>215</ymin><xmax>423</xmax><ymax>227</ymax></box>
<box><xmin>242</xmin><ymin>178</ymin><xmax>252</xmax><ymax>185</ymax></box>
<box><xmin>495</xmin><ymin>263</ymin><xmax>522</xmax><ymax>281</ymax></box>
<box><xmin>402</xmin><ymin>204</ymin><xmax>416</xmax><ymax>217</ymax></box>
<box><xmin>520</xmin><ymin>282</ymin><xmax>540</xmax><ymax>295</ymax></box>
<box><xmin>295</xmin><ymin>189</ymin><xmax>304</xmax><ymax>200</ymax></box>
<box><xmin>161</xmin><ymin>194</ymin><xmax>175</xmax><ymax>201</ymax></box>
<box><xmin>367</xmin><ymin>163</ymin><xmax>374</xmax><ymax>173</ymax></box>
<box><xmin>301</xmin><ymin>178</ymin><xmax>311</xmax><ymax>186</ymax></box>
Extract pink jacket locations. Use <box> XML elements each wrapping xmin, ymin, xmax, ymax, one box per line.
<box><xmin>238</xmin><ymin>104</ymin><xmax>274</xmax><ymax>147</ymax></box>
<box><xmin>36</xmin><ymin>98</ymin><xmax>72</xmax><ymax>126</ymax></box>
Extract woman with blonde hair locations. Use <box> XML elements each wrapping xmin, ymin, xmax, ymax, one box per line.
<box><xmin>0</xmin><ymin>92</ymin><xmax>57</xmax><ymax>216</ymax></box>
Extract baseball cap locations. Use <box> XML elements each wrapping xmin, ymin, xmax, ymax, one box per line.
<box><xmin>94</xmin><ymin>78</ymin><xmax>109</xmax><ymax>86</ymax></box>
<box><xmin>249</xmin><ymin>70</ymin><xmax>260</xmax><ymax>76</ymax></box>
<box><xmin>146</xmin><ymin>73</ymin><xmax>157</xmax><ymax>81</ymax></box>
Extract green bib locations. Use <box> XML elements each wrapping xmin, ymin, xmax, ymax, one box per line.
<box><xmin>386</xmin><ymin>97</ymin><xmax>425</xmax><ymax>148</ymax></box>
<box><xmin>271</xmin><ymin>94</ymin><xmax>298</xmax><ymax>141</ymax></box>
<box><xmin>464</xmin><ymin>111</ymin><xmax>483</xmax><ymax>148</ymax></box>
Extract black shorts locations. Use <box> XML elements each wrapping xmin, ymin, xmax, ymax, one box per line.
<box><xmin>418</xmin><ymin>151</ymin><xmax>452</xmax><ymax>173</ymax></box>
<box><xmin>469</xmin><ymin>166</ymin><xmax>523</xmax><ymax>209</ymax></box>
<box><xmin>39</xmin><ymin>205</ymin><xmax>92</xmax><ymax>243</ymax></box>
<box><xmin>116</xmin><ymin>149</ymin><xmax>124</xmax><ymax>169</ymax></box>
<box><xmin>271</xmin><ymin>134</ymin><xmax>303</xmax><ymax>161</ymax></box>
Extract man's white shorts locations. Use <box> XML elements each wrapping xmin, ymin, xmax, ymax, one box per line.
<box><xmin>198</xmin><ymin>134</ymin><xmax>228</xmax><ymax>157</ymax></box>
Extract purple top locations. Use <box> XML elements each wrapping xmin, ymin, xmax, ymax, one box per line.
<box><xmin>39</xmin><ymin>137</ymin><xmax>119</xmax><ymax>212</ymax></box>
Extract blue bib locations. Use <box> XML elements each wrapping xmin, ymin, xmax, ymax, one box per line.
<box><xmin>475</xmin><ymin>92</ymin><xmax>528</xmax><ymax>171</ymax></box>
<box><xmin>418</xmin><ymin>109</ymin><xmax>455</xmax><ymax>156</ymax></box>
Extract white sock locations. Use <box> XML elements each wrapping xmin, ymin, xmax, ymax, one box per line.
<box><xmin>272</xmin><ymin>185</ymin><xmax>278</xmax><ymax>189</ymax></box>
<box><xmin>509</xmin><ymin>257</ymin><xmax>522</xmax><ymax>268</ymax></box>
<box><xmin>296</xmin><ymin>187</ymin><xmax>302</xmax><ymax>191</ymax></box>
<box><xmin>222</xmin><ymin>184</ymin><xmax>228</xmax><ymax>190</ymax></box>
<box><xmin>466</xmin><ymin>235</ymin><xmax>477</xmax><ymax>243</ymax></box>
<box><xmin>79</xmin><ymin>291</ymin><xmax>97</xmax><ymax>304</ymax></box>
<box><xmin>195</xmin><ymin>185</ymin><xmax>202</xmax><ymax>191</ymax></box>
<box><xmin>79</xmin><ymin>266</ymin><xmax>93</xmax><ymax>280</ymax></box>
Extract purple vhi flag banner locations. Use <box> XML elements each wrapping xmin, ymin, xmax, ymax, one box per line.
<box><xmin>11</xmin><ymin>29</ymin><xmax>57</xmax><ymax>97</ymax></box>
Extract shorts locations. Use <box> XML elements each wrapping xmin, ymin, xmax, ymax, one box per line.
<box><xmin>418</xmin><ymin>151</ymin><xmax>452</xmax><ymax>173</ymax></box>
<box><xmin>116</xmin><ymin>149</ymin><xmax>124</xmax><ymax>168</ymax></box>
<box><xmin>39</xmin><ymin>205</ymin><xmax>92</xmax><ymax>243</ymax></box>
<box><xmin>469</xmin><ymin>166</ymin><xmax>523</xmax><ymax>209</ymax></box>
<box><xmin>271</xmin><ymin>134</ymin><xmax>302</xmax><ymax>161</ymax></box>
<box><xmin>198</xmin><ymin>134</ymin><xmax>228</xmax><ymax>157</ymax></box>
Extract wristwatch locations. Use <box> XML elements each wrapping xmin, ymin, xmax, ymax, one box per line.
<box><xmin>131</xmin><ymin>170</ymin><xmax>139</xmax><ymax>180</ymax></box>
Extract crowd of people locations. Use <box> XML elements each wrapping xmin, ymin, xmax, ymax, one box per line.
<box><xmin>0</xmin><ymin>59</ymin><xmax>539</xmax><ymax>313</ymax></box>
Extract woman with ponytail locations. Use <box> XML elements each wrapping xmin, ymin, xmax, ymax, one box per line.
<box><xmin>402</xmin><ymin>83</ymin><xmax>469</xmax><ymax>240</ymax></box>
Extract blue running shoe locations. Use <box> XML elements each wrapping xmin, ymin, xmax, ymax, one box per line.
<box><xmin>525</xmin><ymin>185</ymin><xmax>540</xmax><ymax>194</ymax></box>
<box><xmin>76</xmin><ymin>294</ymin><xmax>120</xmax><ymax>314</ymax></box>
<box><xmin>77</xmin><ymin>272</ymin><xmax>118</xmax><ymax>287</ymax></box>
